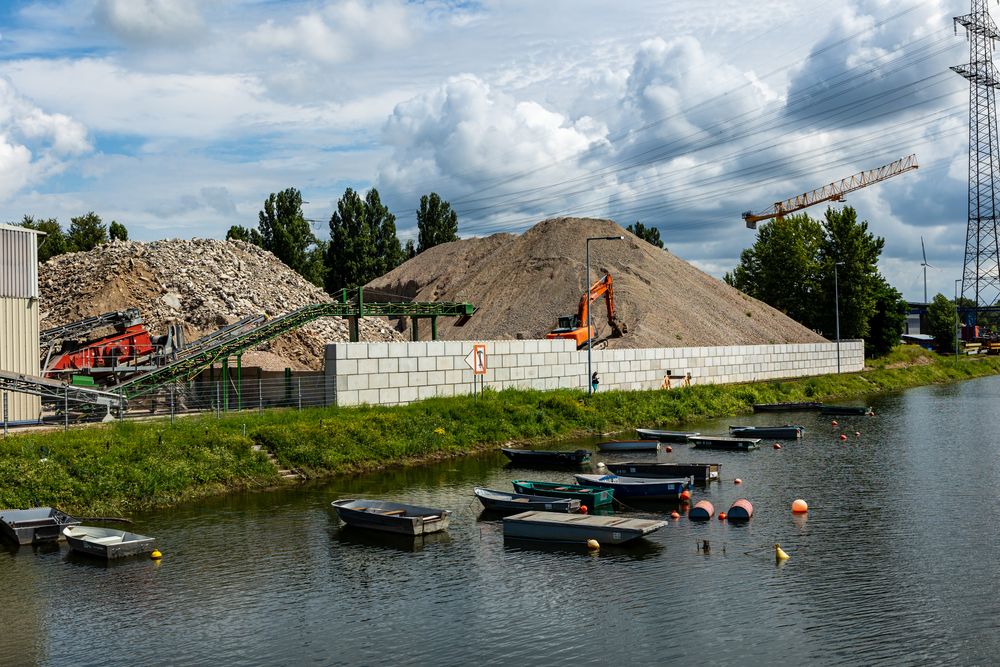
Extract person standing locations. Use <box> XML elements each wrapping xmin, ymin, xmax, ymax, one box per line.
<box><xmin>591</xmin><ymin>371</ymin><xmax>600</xmax><ymax>392</ymax></box>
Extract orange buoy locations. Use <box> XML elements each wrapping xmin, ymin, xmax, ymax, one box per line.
<box><xmin>718</xmin><ymin>512</ymin><xmax>727</xmax><ymax>521</ymax></box>
<box><xmin>734</xmin><ymin>478</ymin><xmax>742</xmax><ymax>485</ymax></box>
<box><xmin>791</xmin><ymin>498</ymin><xmax>808</xmax><ymax>514</ymax></box>
<box><xmin>839</xmin><ymin>434</ymin><xmax>847</xmax><ymax>441</ymax></box>
<box><xmin>689</xmin><ymin>500</ymin><xmax>715</xmax><ymax>520</ymax></box>
<box><xmin>831</xmin><ymin>420</ymin><xmax>838</xmax><ymax>426</ymax></box>
<box><xmin>680</xmin><ymin>489</ymin><xmax>691</xmax><ymax>501</ymax></box>
<box><xmin>727</xmin><ymin>498</ymin><xmax>753</xmax><ymax>521</ymax></box>
<box><xmin>665</xmin><ymin>445</ymin><xmax>673</xmax><ymax>453</ymax></box>
<box><xmin>579</xmin><ymin>505</ymin><xmax>588</xmax><ymax>514</ymax></box>
<box><xmin>773</xmin><ymin>443</ymin><xmax>782</xmax><ymax>449</ymax></box>
<box><xmin>670</xmin><ymin>511</ymin><xmax>680</xmax><ymax>519</ymax></box>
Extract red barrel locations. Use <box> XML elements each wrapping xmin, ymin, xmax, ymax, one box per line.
<box><xmin>688</xmin><ymin>500</ymin><xmax>714</xmax><ymax>520</ymax></box>
<box><xmin>727</xmin><ymin>499</ymin><xmax>753</xmax><ymax>521</ymax></box>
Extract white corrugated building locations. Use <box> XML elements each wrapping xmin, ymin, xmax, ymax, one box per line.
<box><xmin>0</xmin><ymin>223</ymin><xmax>42</xmax><ymax>423</ymax></box>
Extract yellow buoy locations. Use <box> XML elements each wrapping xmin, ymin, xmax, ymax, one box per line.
<box><xmin>587</xmin><ymin>539</ymin><xmax>600</xmax><ymax>550</ymax></box>
<box><xmin>150</xmin><ymin>549</ymin><xmax>163</xmax><ymax>560</ymax></box>
<box><xmin>775</xmin><ymin>543</ymin><xmax>790</xmax><ymax>562</ymax></box>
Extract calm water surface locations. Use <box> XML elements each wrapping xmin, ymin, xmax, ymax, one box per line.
<box><xmin>3</xmin><ymin>377</ymin><xmax>1000</xmax><ymax>665</ymax></box>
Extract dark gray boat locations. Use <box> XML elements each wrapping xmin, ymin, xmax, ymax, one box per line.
<box><xmin>63</xmin><ymin>525</ymin><xmax>157</xmax><ymax>559</ymax></box>
<box><xmin>820</xmin><ymin>405</ymin><xmax>873</xmax><ymax>416</ymax></box>
<box><xmin>635</xmin><ymin>428</ymin><xmax>700</xmax><ymax>442</ymax></box>
<box><xmin>474</xmin><ymin>487</ymin><xmax>580</xmax><ymax>513</ymax></box>
<box><xmin>501</xmin><ymin>448</ymin><xmax>591</xmax><ymax>467</ymax></box>
<box><xmin>331</xmin><ymin>499</ymin><xmax>451</xmax><ymax>536</ymax></box>
<box><xmin>752</xmin><ymin>402</ymin><xmax>824</xmax><ymax>413</ymax></box>
<box><xmin>0</xmin><ymin>507</ymin><xmax>79</xmax><ymax>545</ymax></box>
<box><xmin>502</xmin><ymin>511</ymin><xmax>667</xmax><ymax>544</ymax></box>
<box><xmin>604</xmin><ymin>461</ymin><xmax>721</xmax><ymax>483</ymax></box>
<box><xmin>688</xmin><ymin>435</ymin><xmax>761</xmax><ymax>451</ymax></box>
<box><xmin>728</xmin><ymin>425</ymin><xmax>804</xmax><ymax>439</ymax></box>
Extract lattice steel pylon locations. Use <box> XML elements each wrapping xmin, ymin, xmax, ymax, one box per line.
<box><xmin>953</xmin><ymin>0</ymin><xmax>1000</xmax><ymax>322</ymax></box>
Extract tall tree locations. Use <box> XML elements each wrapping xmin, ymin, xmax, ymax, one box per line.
<box><xmin>404</xmin><ymin>239</ymin><xmax>417</xmax><ymax>260</ymax></box>
<box><xmin>258</xmin><ymin>188</ymin><xmax>318</xmax><ymax>283</ymax></box>
<box><xmin>927</xmin><ymin>293</ymin><xmax>958</xmax><ymax>352</ymax></box>
<box><xmin>109</xmin><ymin>220</ymin><xmax>129</xmax><ymax>241</ymax></box>
<box><xmin>866</xmin><ymin>278</ymin><xmax>908</xmax><ymax>357</ymax></box>
<box><xmin>325</xmin><ymin>187</ymin><xmax>403</xmax><ymax>291</ymax></box>
<box><xmin>416</xmin><ymin>192</ymin><xmax>458</xmax><ymax>253</ymax></box>
<box><xmin>18</xmin><ymin>215</ymin><xmax>68</xmax><ymax>261</ymax></box>
<box><xmin>67</xmin><ymin>212</ymin><xmax>107</xmax><ymax>252</ymax></box>
<box><xmin>626</xmin><ymin>221</ymin><xmax>664</xmax><ymax>249</ymax></box>
<box><xmin>226</xmin><ymin>224</ymin><xmax>264</xmax><ymax>246</ymax></box>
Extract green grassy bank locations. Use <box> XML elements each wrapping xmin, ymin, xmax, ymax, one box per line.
<box><xmin>2</xmin><ymin>346</ymin><xmax>997</xmax><ymax>516</ymax></box>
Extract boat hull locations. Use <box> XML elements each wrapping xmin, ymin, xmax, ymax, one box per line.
<box><xmin>820</xmin><ymin>406</ymin><xmax>872</xmax><ymax>416</ymax></box>
<box><xmin>574</xmin><ymin>474</ymin><xmax>689</xmax><ymax>500</ymax></box>
<box><xmin>728</xmin><ymin>425</ymin><xmax>803</xmax><ymax>439</ymax></box>
<box><xmin>605</xmin><ymin>462</ymin><xmax>721</xmax><ymax>483</ymax></box>
<box><xmin>502</xmin><ymin>511</ymin><xmax>666</xmax><ymax>545</ymax></box>
<box><xmin>597</xmin><ymin>441</ymin><xmax>660</xmax><ymax>452</ymax></box>
<box><xmin>752</xmin><ymin>402</ymin><xmax>824</xmax><ymax>413</ymax></box>
<box><xmin>634</xmin><ymin>429</ymin><xmax>699</xmax><ymax>442</ymax></box>
<box><xmin>511</xmin><ymin>481</ymin><xmax>614</xmax><ymax>508</ymax></box>
<box><xmin>474</xmin><ymin>487</ymin><xmax>580</xmax><ymax>513</ymax></box>
<box><xmin>63</xmin><ymin>526</ymin><xmax>156</xmax><ymax>559</ymax></box>
<box><xmin>332</xmin><ymin>499</ymin><xmax>451</xmax><ymax>536</ymax></box>
<box><xmin>501</xmin><ymin>448</ymin><xmax>591</xmax><ymax>466</ymax></box>
<box><xmin>688</xmin><ymin>436</ymin><xmax>761</xmax><ymax>451</ymax></box>
<box><xmin>0</xmin><ymin>508</ymin><xmax>79</xmax><ymax>545</ymax></box>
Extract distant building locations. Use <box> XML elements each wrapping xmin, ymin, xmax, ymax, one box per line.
<box><xmin>905</xmin><ymin>302</ymin><xmax>928</xmax><ymax>336</ymax></box>
<box><xmin>0</xmin><ymin>223</ymin><xmax>42</xmax><ymax>422</ymax></box>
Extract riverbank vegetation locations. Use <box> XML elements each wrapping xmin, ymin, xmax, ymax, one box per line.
<box><xmin>2</xmin><ymin>346</ymin><xmax>998</xmax><ymax>515</ymax></box>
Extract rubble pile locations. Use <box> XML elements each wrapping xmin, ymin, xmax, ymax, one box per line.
<box><xmin>39</xmin><ymin>239</ymin><xmax>404</xmax><ymax>369</ymax></box>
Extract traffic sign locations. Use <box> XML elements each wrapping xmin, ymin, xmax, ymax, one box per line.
<box><xmin>464</xmin><ymin>344</ymin><xmax>487</xmax><ymax>375</ymax></box>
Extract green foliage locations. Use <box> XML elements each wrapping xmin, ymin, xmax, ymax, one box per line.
<box><xmin>18</xmin><ymin>215</ymin><xmax>68</xmax><ymax>261</ymax></box>
<box><xmin>68</xmin><ymin>211</ymin><xmax>108</xmax><ymax>251</ymax></box>
<box><xmin>404</xmin><ymin>239</ymin><xmax>417</xmax><ymax>260</ymax></box>
<box><xmin>325</xmin><ymin>187</ymin><xmax>403</xmax><ymax>291</ymax></box>
<box><xmin>817</xmin><ymin>206</ymin><xmax>885</xmax><ymax>341</ymax></box>
<box><xmin>416</xmin><ymin>192</ymin><xmax>459</xmax><ymax>253</ymax></box>
<box><xmin>927</xmin><ymin>293</ymin><xmax>958</xmax><ymax>351</ymax></box>
<box><xmin>258</xmin><ymin>188</ymin><xmax>324</xmax><ymax>286</ymax></box>
<box><xmin>866</xmin><ymin>279</ymin><xmax>908</xmax><ymax>357</ymax></box>
<box><xmin>226</xmin><ymin>224</ymin><xmax>264</xmax><ymax>246</ymax></box>
<box><xmin>108</xmin><ymin>220</ymin><xmax>129</xmax><ymax>241</ymax></box>
<box><xmin>626</xmin><ymin>221</ymin><xmax>664</xmax><ymax>249</ymax></box>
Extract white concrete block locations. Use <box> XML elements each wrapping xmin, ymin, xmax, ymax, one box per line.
<box><xmin>444</xmin><ymin>341</ymin><xmax>465</xmax><ymax>357</ymax></box>
<box><xmin>347</xmin><ymin>344</ymin><xmax>368</xmax><ymax>359</ymax></box>
<box><xmin>436</xmin><ymin>356</ymin><xmax>455</xmax><ymax>371</ymax></box>
<box><xmin>369</xmin><ymin>374</ymin><xmax>389</xmax><ymax>389</ymax></box>
<box><xmin>346</xmin><ymin>375</ymin><xmax>369</xmax><ymax>391</ymax></box>
<box><xmin>357</xmin><ymin>389</ymin><xmax>380</xmax><ymax>404</ymax></box>
<box><xmin>337</xmin><ymin>389</ymin><xmax>359</xmax><ymax>406</ymax></box>
<box><xmin>379</xmin><ymin>387</ymin><xmax>399</xmax><ymax>404</ymax></box>
<box><xmin>398</xmin><ymin>386</ymin><xmax>419</xmax><ymax>403</ymax></box>
<box><xmin>445</xmin><ymin>369</ymin><xmax>464</xmax><ymax>384</ymax></box>
<box><xmin>398</xmin><ymin>357</ymin><xmax>417</xmax><ymax>373</ymax></box>
<box><xmin>426</xmin><ymin>341</ymin><xmax>447</xmax><ymax>357</ymax></box>
<box><xmin>387</xmin><ymin>342</ymin><xmax>409</xmax><ymax>358</ymax></box>
<box><xmin>408</xmin><ymin>371</ymin><xmax>427</xmax><ymax>386</ymax></box>
<box><xmin>389</xmin><ymin>373</ymin><xmax>408</xmax><ymax>388</ymax></box>
<box><xmin>378</xmin><ymin>358</ymin><xmax>399</xmax><ymax>374</ymax></box>
<box><xmin>417</xmin><ymin>385</ymin><xmax>436</xmax><ymax>399</ymax></box>
<box><xmin>426</xmin><ymin>370</ymin><xmax>445</xmax><ymax>385</ymax></box>
<box><xmin>418</xmin><ymin>356</ymin><xmax>436</xmax><ymax>372</ymax></box>
<box><xmin>357</xmin><ymin>358</ymin><xmax>378</xmax><ymax>375</ymax></box>
<box><xmin>367</xmin><ymin>342</ymin><xmax>388</xmax><ymax>359</ymax></box>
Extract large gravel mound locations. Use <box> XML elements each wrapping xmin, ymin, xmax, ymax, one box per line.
<box><xmin>39</xmin><ymin>239</ymin><xmax>404</xmax><ymax>370</ymax></box>
<box><xmin>367</xmin><ymin>217</ymin><xmax>826</xmax><ymax>348</ymax></box>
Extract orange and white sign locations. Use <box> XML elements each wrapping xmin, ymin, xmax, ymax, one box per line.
<box><xmin>465</xmin><ymin>344</ymin><xmax>487</xmax><ymax>375</ymax></box>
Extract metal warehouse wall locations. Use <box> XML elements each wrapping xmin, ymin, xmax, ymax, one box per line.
<box><xmin>0</xmin><ymin>224</ymin><xmax>42</xmax><ymax>423</ymax></box>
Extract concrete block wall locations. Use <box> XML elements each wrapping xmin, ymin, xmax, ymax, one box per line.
<box><xmin>325</xmin><ymin>339</ymin><xmax>865</xmax><ymax>407</ymax></box>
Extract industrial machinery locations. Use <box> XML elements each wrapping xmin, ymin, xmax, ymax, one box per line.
<box><xmin>741</xmin><ymin>154</ymin><xmax>919</xmax><ymax>229</ymax></box>
<box><xmin>547</xmin><ymin>274</ymin><xmax>627</xmax><ymax>349</ymax></box>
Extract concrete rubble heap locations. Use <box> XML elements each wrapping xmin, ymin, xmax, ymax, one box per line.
<box><xmin>39</xmin><ymin>238</ymin><xmax>404</xmax><ymax>370</ymax></box>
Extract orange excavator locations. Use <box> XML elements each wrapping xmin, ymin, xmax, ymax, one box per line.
<box><xmin>546</xmin><ymin>274</ymin><xmax>627</xmax><ymax>348</ymax></box>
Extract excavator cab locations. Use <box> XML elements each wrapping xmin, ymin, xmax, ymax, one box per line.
<box><xmin>546</xmin><ymin>273</ymin><xmax>626</xmax><ymax>349</ymax></box>
<box><xmin>552</xmin><ymin>314</ymin><xmax>581</xmax><ymax>332</ymax></box>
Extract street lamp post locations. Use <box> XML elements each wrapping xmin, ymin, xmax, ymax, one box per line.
<box><xmin>955</xmin><ymin>279</ymin><xmax>962</xmax><ymax>361</ymax></box>
<box><xmin>832</xmin><ymin>261</ymin><xmax>846</xmax><ymax>373</ymax></box>
<box><xmin>586</xmin><ymin>235</ymin><xmax>624</xmax><ymax>393</ymax></box>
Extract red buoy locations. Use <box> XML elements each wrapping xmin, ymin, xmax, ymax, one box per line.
<box><xmin>839</xmin><ymin>434</ymin><xmax>847</xmax><ymax>441</ymax></box>
<box><xmin>718</xmin><ymin>512</ymin><xmax>727</xmax><ymax>521</ymax></box>
<box><xmin>670</xmin><ymin>511</ymin><xmax>680</xmax><ymax>519</ymax></box>
<box><xmin>734</xmin><ymin>478</ymin><xmax>743</xmax><ymax>485</ymax></box>
<box><xmin>727</xmin><ymin>498</ymin><xmax>753</xmax><ymax>521</ymax></box>
<box><xmin>831</xmin><ymin>420</ymin><xmax>839</xmax><ymax>427</ymax></box>
<box><xmin>689</xmin><ymin>500</ymin><xmax>715</xmax><ymax>520</ymax></box>
<box><xmin>680</xmin><ymin>490</ymin><xmax>691</xmax><ymax>501</ymax></box>
<box><xmin>665</xmin><ymin>446</ymin><xmax>673</xmax><ymax>453</ymax></box>
<box><xmin>580</xmin><ymin>505</ymin><xmax>588</xmax><ymax>514</ymax></box>
<box><xmin>773</xmin><ymin>443</ymin><xmax>782</xmax><ymax>449</ymax></box>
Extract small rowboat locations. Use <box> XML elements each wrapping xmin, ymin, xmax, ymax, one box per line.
<box><xmin>688</xmin><ymin>435</ymin><xmax>761</xmax><ymax>451</ymax></box>
<box><xmin>0</xmin><ymin>507</ymin><xmax>79</xmax><ymax>545</ymax></box>
<box><xmin>574</xmin><ymin>473</ymin><xmax>690</xmax><ymax>500</ymax></box>
<box><xmin>819</xmin><ymin>405</ymin><xmax>873</xmax><ymax>416</ymax></box>
<box><xmin>511</xmin><ymin>480</ymin><xmax>614</xmax><ymax>508</ymax></box>
<box><xmin>501</xmin><ymin>448</ymin><xmax>591</xmax><ymax>466</ymax></box>
<box><xmin>63</xmin><ymin>525</ymin><xmax>157</xmax><ymax>559</ymax></box>
<box><xmin>635</xmin><ymin>428</ymin><xmax>700</xmax><ymax>442</ymax></box>
<box><xmin>331</xmin><ymin>499</ymin><xmax>451</xmax><ymax>536</ymax></box>
<box><xmin>752</xmin><ymin>402</ymin><xmax>824</xmax><ymax>413</ymax></box>
<box><xmin>604</xmin><ymin>462</ymin><xmax>721</xmax><ymax>483</ymax></box>
<box><xmin>596</xmin><ymin>440</ymin><xmax>660</xmax><ymax>452</ymax></box>
<box><xmin>502</xmin><ymin>511</ymin><xmax>667</xmax><ymax>545</ymax></box>
<box><xmin>474</xmin><ymin>487</ymin><xmax>580</xmax><ymax>513</ymax></box>
<box><xmin>728</xmin><ymin>425</ymin><xmax>804</xmax><ymax>439</ymax></box>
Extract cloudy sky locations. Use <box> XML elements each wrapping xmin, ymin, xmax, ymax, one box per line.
<box><xmin>0</xmin><ymin>0</ymin><xmax>981</xmax><ymax>301</ymax></box>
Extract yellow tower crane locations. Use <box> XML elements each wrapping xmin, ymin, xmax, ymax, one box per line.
<box><xmin>742</xmin><ymin>154</ymin><xmax>919</xmax><ymax>229</ymax></box>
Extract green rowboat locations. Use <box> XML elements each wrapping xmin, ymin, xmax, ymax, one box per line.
<box><xmin>511</xmin><ymin>480</ymin><xmax>614</xmax><ymax>508</ymax></box>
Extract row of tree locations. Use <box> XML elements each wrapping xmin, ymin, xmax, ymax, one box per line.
<box><xmin>724</xmin><ymin>207</ymin><xmax>907</xmax><ymax>357</ymax></box>
<box><xmin>227</xmin><ymin>188</ymin><xmax>459</xmax><ymax>291</ymax></box>
<box><xmin>15</xmin><ymin>214</ymin><xmax>128</xmax><ymax>262</ymax></box>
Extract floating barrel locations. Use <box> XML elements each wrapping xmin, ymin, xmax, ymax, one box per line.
<box><xmin>727</xmin><ymin>498</ymin><xmax>753</xmax><ymax>521</ymax></box>
<box><xmin>689</xmin><ymin>500</ymin><xmax>715</xmax><ymax>520</ymax></box>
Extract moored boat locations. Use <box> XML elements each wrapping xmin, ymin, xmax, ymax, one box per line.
<box><xmin>635</xmin><ymin>428</ymin><xmax>700</xmax><ymax>442</ymax></box>
<box><xmin>728</xmin><ymin>425</ymin><xmax>804</xmax><ymax>439</ymax></box>
<box><xmin>501</xmin><ymin>448</ymin><xmax>592</xmax><ymax>466</ymax></box>
<box><xmin>0</xmin><ymin>507</ymin><xmax>79</xmax><ymax>545</ymax></box>
<box><xmin>474</xmin><ymin>487</ymin><xmax>580</xmax><ymax>513</ymax></box>
<box><xmin>573</xmin><ymin>473</ymin><xmax>690</xmax><ymax>500</ymax></box>
<box><xmin>596</xmin><ymin>440</ymin><xmax>660</xmax><ymax>452</ymax></box>
<box><xmin>752</xmin><ymin>402</ymin><xmax>824</xmax><ymax>413</ymax></box>
<box><xmin>63</xmin><ymin>525</ymin><xmax>157</xmax><ymax>559</ymax></box>
<box><xmin>604</xmin><ymin>462</ymin><xmax>721</xmax><ymax>483</ymax></box>
<box><xmin>331</xmin><ymin>499</ymin><xmax>451</xmax><ymax>536</ymax></box>
<box><xmin>820</xmin><ymin>405</ymin><xmax>873</xmax><ymax>416</ymax></box>
<box><xmin>502</xmin><ymin>511</ymin><xmax>667</xmax><ymax>545</ymax></box>
<box><xmin>688</xmin><ymin>435</ymin><xmax>761</xmax><ymax>451</ymax></box>
<box><xmin>511</xmin><ymin>480</ymin><xmax>614</xmax><ymax>508</ymax></box>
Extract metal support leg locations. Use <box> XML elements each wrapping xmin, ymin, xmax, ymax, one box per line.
<box><xmin>2</xmin><ymin>393</ymin><xmax>7</xmax><ymax>436</ymax></box>
<box><xmin>64</xmin><ymin>387</ymin><xmax>69</xmax><ymax>431</ymax></box>
<box><xmin>432</xmin><ymin>316</ymin><xmax>438</xmax><ymax>340</ymax></box>
<box><xmin>236</xmin><ymin>354</ymin><xmax>243</xmax><ymax>411</ymax></box>
<box><xmin>258</xmin><ymin>378</ymin><xmax>263</xmax><ymax>414</ymax></box>
<box><xmin>222</xmin><ymin>356</ymin><xmax>229</xmax><ymax>412</ymax></box>
<box><xmin>297</xmin><ymin>378</ymin><xmax>302</xmax><ymax>410</ymax></box>
<box><xmin>170</xmin><ymin>385</ymin><xmax>175</xmax><ymax>425</ymax></box>
<box><xmin>412</xmin><ymin>317</ymin><xmax>419</xmax><ymax>341</ymax></box>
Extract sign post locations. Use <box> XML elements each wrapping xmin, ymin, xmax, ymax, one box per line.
<box><xmin>464</xmin><ymin>344</ymin><xmax>488</xmax><ymax>398</ymax></box>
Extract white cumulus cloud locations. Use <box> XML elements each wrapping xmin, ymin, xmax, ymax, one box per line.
<box><xmin>94</xmin><ymin>0</ymin><xmax>207</xmax><ymax>44</ymax></box>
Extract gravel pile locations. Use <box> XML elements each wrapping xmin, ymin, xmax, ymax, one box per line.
<box><xmin>39</xmin><ymin>239</ymin><xmax>404</xmax><ymax>369</ymax></box>
<box><xmin>367</xmin><ymin>217</ymin><xmax>827</xmax><ymax>348</ymax></box>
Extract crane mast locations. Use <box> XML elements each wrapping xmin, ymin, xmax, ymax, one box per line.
<box><xmin>742</xmin><ymin>154</ymin><xmax>919</xmax><ymax>229</ymax></box>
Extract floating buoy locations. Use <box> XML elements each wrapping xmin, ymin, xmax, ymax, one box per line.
<box><xmin>727</xmin><ymin>498</ymin><xmax>753</xmax><ymax>521</ymax></box>
<box><xmin>670</xmin><ymin>511</ymin><xmax>680</xmax><ymax>519</ymax></box>
<box><xmin>775</xmin><ymin>543</ymin><xmax>790</xmax><ymax>562</ymax></box>
<box><xmin>791</xmin><ymin>498</ymin><xmax>808</xmax><ymax>514</ymax></box>
<box><xmin>587</xmin><ymin>539</ymin><xmax>600</xmax><ymax>550</ymax></box>
<box><xmin>665</xmin><ymin>446</ymin><xmax>673</xmax><ymax>453</ymax></box>
<box><xmin>773</xmin><ymin>443</ymin><xmax>782</xmax><ymax>449</ymax></box>
<box><xmin>831</xmin><ymin>420</ymin><xmax>839</xmax><ymax>427</ymax></box>
<box><xmin>150</xmin><ymin>549</ymin><xmax>163</xmax><ymax>560</ymax></box>
<box><xmin>680</xmin><ymin>489</ymin><xmax>691</xmax><ymax>501</ymax></box>
<box><xmin>579</xmin><ymin>505</ymin><xmax>588</xmax><ymax>514</ymax></box>
<box><xmin>855</xmin><ymin>431</ymin><xmax>861</xmax><ymax>437</ymax></box>
<box><xmin>839</xmin><ymin>434</ymin><xmax>847</xmax><ymax>441</ymax></box>
<box><xmin>734</xmin><ymin>478</ymin><xmax>742</xmax><ymax>485</ymax></box>
<box><xmin>689</xmin><ymin>500</ymin><xmax>715</xmax><ymax>520</ymax></box>
<box><xmin>867</xmin><ymin>411</ymin><xmax>875</xmax><ymax>416</ymax></box>
<box><xmin>596</xmin><ymin>462</ymin><xmax>606</xmax><ymax>468</ymax></box>
<box><xmin>718</xmin><ymin>512</ymin><xmax>727</xmax><ymax>521</ymax></box>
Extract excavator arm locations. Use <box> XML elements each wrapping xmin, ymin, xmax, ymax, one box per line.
<box><xmin>547</xmin><ymin>274</ymin><xmax>627</xmax><ymax>348</ymax></box>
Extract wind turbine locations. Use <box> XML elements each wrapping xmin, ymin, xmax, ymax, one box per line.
<box><xmin>920</xmin><ymin>237</ymin><xmax>934</xmax><ymax>303</ymax></box>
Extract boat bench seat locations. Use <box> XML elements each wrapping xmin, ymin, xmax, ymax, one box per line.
<box><xmin>90</xmin><ymin>536</ymin><xmax>123</xmax><ymax>544</ymax></box>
